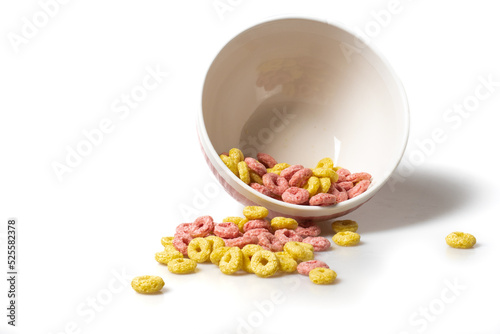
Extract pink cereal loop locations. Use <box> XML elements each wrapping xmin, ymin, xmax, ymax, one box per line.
<box><xmin>295</xmin><ymin>224</ymin><xmax>321</xmax><ymax>237</ymax></box>
<box><xmin>280</xmin><ymin>165</ymin><xmax>304</xmax><ymax>181</ymax></box>
<box><xmin>172</xmin><ymin>234</ymin><xmax>193</xmax><ymax>256</ymax></box>
<box><xmin>250</xmin><ymin>183</ymin><xmax>277</xmax><ymax>198</ymax></box>
<box><xmin>257</xmin><ymin>232</ymin><xmax>275</xmax><ymax>251</ymax></box>
<box><xmin>282</xmin><ymin>187</ymin><xmax>309</xmax><ymax>204</ymax></box>
<box><xmin>347</xmin><ymin>179</ymin><xmax>371</xmax><ymax>199</ymax></box>
<box><xmin>214</xmin><ymin>222</ymin><xmax>240</xmax><ymax>239</ymax></box>
<box><xmin>224</xmin><ymin>235</ymin><xmax>259</xmax><ymax>248</ymax></box>
<box><xmin>191</xmin><ymin>216</ymin><xmax>214</xmax><ymax>237</ymax></box>
<box><xmin>289</xmin><ymin>168</ymin><xmax>312</xmax><ymax>187</ymax></box>
<box><xmin>257</xmin><ymin>153</ymin><xmax>277</xmax><ymax>168</ymax></box>
<box><xmin>297</xmin><ymin>260</ymin><xmax>329</xmax><ymax>275</ymax></box>
<box><xmin>263</xmin><ymin>173</ymin><xmax>289</xmax><ymax>196</ymax></box>
<box><xmin>336</xmin><ymin>181</ymin><xmax>354</xmax><ymax>191</ymax></box>
<box><xmin>275</xmin><ymin>228</ymin><xmax>303</xmax><ymax>243</ymax></box>
<box><xmin>175</xmin><ymin>223</ymin><xmax>193</xmax><ymax>236</ymax></box>
<box><xmin>244</xmin><ymin>157</ymin><xmax>267</xmax><ymax>176</ymax></box>
<box><xmin>243</xmin><ymin>228</ymin><xmax>271</xmax><ymax>237</ymax></box>
<box><xmin>346</xmin><ymin>172</ymin><xmax>372</xmax><ymax>183</ymax></box>
<box><xmin>337</xmin><ymin>168</ymin><xmax>351</xmax><ymax>177</ymax></box>
<box><xmin>309</xmin><ymin>193</ymin><xmax>337</xmax><ymax>206</ymax></box>
<box><xmin>243</xmin><ymin>219</ymin><xmax>272</xmax><ymax>233</ymax></box>
<box><xmin>336</xmin><ymin>190</ymin><xmax>349</xmax><ymax>203</ymax></box>
<box><xmin>303</xmin><ymin>236</ymin><xmax>331</xmax><ymax>252</ymax></box>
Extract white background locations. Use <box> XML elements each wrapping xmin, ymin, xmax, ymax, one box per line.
<box><xmin>1</xmin><ymin>1</ymin><xmax>500</xmax><ymax>333</ymax></box>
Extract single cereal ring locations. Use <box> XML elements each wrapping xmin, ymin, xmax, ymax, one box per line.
<box><xmin>332</xmin><ymin>231</ymin><xmax>360</xmax><ymax>246</ymax></box>
<box><xmin>283</xmin><ymin>241</ymin><xmax>314</xmax><ymax>262</ymax></box>
<box><xmin>243</xmin><ymin>228</ymin><xmax>271</xmax><ymax>237</ymax></box>
<box><xmin>303</xmin><ymin>237</ymin><xmax>331</xmax><ymax>252</ymax></box>
<box><xmin>257</xmin><ymin>232</ymin><xmax>275</xmax><ymax>251</ymax></box>
<box><xmin>155</xmin><ymin>249</ymin><xmax>183</xmax><ymax>265</ymax></box>
<box><xmin>275</xmin><ymin>229</ymin><xmax>303</xmax><ymax>243</ymax></box>
<box><xmin>161</xmin><ymin>236</ymin><xmax>174</xmax><ymax>247</ymax></box>
<box><xmin>346</xmin><ymin>172</ymin><xmax>372</xmax><ymax>183</ymax></box>
<box><xmin>263</xmin><ymin>173</ymin><xmax>289</xmax><ymax>196</ymax></box>
<box><xmin>205</xmin><ymin>235</ymin><xmax>226</xmax><ymax>249</ymax></box>
<box><xmin>331</xmin><ymin>220</ymin><xmax>358</xmax><ymax>233</ymax></box>
<box><xmin>220</xmin><ymin>154</ymin><xmax>239</xmax><ymax>176</ymax></box>
<box><xmin>214</xmin><ymin>222</ymin><xmax>240</xmax><ymax>239</ymax></box>
<box><xmin>257</xmin><ymin>152</ymin><xmax>277</xmax><ymax>168</ymax></box>
<box><xmin>347</xmin><ymin>179</ymin><xmax>371</xmax><ymax>199</ymax></box>
<box><xmin>229</xmin><ymin>148</ymin><xmax>244</xmax><ymax>164</ymax></box>
<box><xmin>175</xmin><ymin>223</ymin><xmax>193</xmax><ymax>236</ymax></box>
<box><xmin>249</xmin><ymin>171</ymin><xmax>264</xmax><ymax>185</ymax></box>
<box><xmin>336</xmin><ymin>168</ymin><xmax>351</xmax><ymax>178</ymax></box>
<box><xmin>250</xmin><ymin>250</ymin><xmax>279</xmax><ymax>278</ymax></box>
<box><xmin>250</xmin><ymin>183</ymin><xmax>276</xmax><ymax>198</ymax></box>
<box><xmin>131</xmin><ymin>275</ymin><xmax>164</xmax><ymax>294</ymax></box>
<box><xmin>297</xmin><ymin>260</ymin><xmax>329</xmax><ymax>275</ymax></box>
<box><xmin>243</xmin><ymin>219</ymin><xmax>272</xmax><ymax>233</ymax></box>
<box><xmin>219</xmin><ymin>247</ymin><xmax>243</xmax><ymax>275</ymax></box>
<box><xmin>191</xmin><ymin>216</ymin><xmax>214</xmax><ymax>237</ymax></box>
<box><xmin>223</xmin><ymin>216</ymin><xmax>248</xmax><ymax>233</ymax></box>
<box><xmin>167</xmin><ymin>258</ymin><xmax>197</xmax><ymax>274</ymax></box>
<box><xmin>275</xmin><ymin>252</ymin><xmax>297</xmax><ymax>272</ymax></box>
<box><xmin>318</xmin><ymin>177</ymin><xmax>331</xmax><ymax>193</ymax></box>
<box><xmin>280</xmin><ymin>164</ymin><xmax>304</xmax><ymax>181</ymax></box>
<box><xmin>309</xmin><ymin>193</ymin><xmax>337</xmax><ymax>206</ymax></box>
<box><xmin>237</xmin><ymin>161</ymin><xmax>251</xmax><ymax>184</ymax></box>
<box><xmin>244</xmin><ymin>157</ymin><xmax>267</xmax><ymax>176</ymax></box>
<box><xmin>335</xmin><ymin>181</ymin><xmax>354</xmax><ymax>191</ymax></box>
<box><xmin>210</xmin><ymin>246</ymin><xmax>230</xmax><ymax>265</ymax></box>
<box><xmin>173</xmin><ymin>234</ymin><xmax>193</xmax><ymax>255</ymax></box>
<box><xmin>316</xmin><ymin>157</ymin><xmax>334</xmax><ymax>170</ymax></box>
<box><xmin>243</xmin><ymin>206</ymin><xmax>269</xmax><ymax>220</ymax></box>
<box><xmin>336</xmin><ymin>190</ymin><xmax>348</xmax><ymax>203</ymax></box>
<box><xmin>271</xmin><ymin>238</ymin><xmax>285</xmax><ymax>252</ymax></box>
<box><xmin>312</xmin><ymin>168</ymin><xmax>339</xmax><ymax>183</ymax></box>
<box><xmin>187</xmin><ymin>237</ymin><xmax>212</xmax><ymax>263</ymax></box>
<box><xmin>241</xmin><ymin>244</ymin><xmax>263</xmax><ymax>273</ymax></box>
<box><xmin>268</xmin><ymin>163</ymin><xmax>291</xmax><ymax>175</ymax></box>
<box><xmin>295</xmin><ymin>223</ymin><xmax>321</xmax><ymax>237</ymax></box>
<box><xmin>282</xmin><ymin>187</ymin><xmax>309</xmax><ymax>205</ymax></box>
<box><xmin>224</xmin><ymin>235</ymin><xmax>259</xmax><ymax>248</ymax></box>
<box><xmin>270</xmin><ymin>217</ymin><xmax>298</xmax><ymax>230</ymax></box>
<box><xmin>445</xmin><ymin>232</ymin><xmax>476</xmax><ymax>249</ymax></box>
<box><xmin>303</xmin><ymin>176</ymin><xmax>320</xmax><ymax>197</ymax></box>
<box><xmin>289</xmin><ymin>168</ymin><xmax>313</xmax><ymax>187</ymax></box>
<box><xmin>309</xmin><ymin>267</ymin><xmax>337</xmax><ymax>285</ymax></box>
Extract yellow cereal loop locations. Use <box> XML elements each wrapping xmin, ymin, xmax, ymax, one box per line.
<box><xmin>333</xmin><ymin>166</ymin><xmax>342</xmax><ymax>171</ymax></box>
<box><xmin>275</xmin><ymin>252</ymin><xmax>297</xmax><ymax>273</ymax></box>
<box><xmin>269</xmin><ymin>163</ymin><xmax>290</xmax><ymax>175</ymax></box>
<box><xmin>219</xmin><ymin>247</ymin><xmax>243</xmax><ymax>275</ymax></box>
<box><xmin>210</xmin><ymin>247</ymin><xmax>230</xmax><ymax>265</ymax></box>
<box><xmin>303</xmin><ymin>176</ymin><xmax>320</xmax><ymax>197</ymax></box>
<box><xmin>243</xmin><ymin>206</ymin><xmax>269</xmax><ymax>220</ymax></box>
<box><xmin>309</xmin><ymin>268</ymin><xmax>337</xmax><ymax>285</ymax></box>
<box><xmin>318</xmin><ymin>177</ymin><xmax>331</xmax><ymax>193</ymax></box>
<box><xmin>249</xmin><ymin>171</ymin><xmax>264</xmax><ymax>185</ymax></box>
<box><xmin>155</xmin><ymin>249</ymin><xmax>183</xmax><ymax>265</ymax></box>
<box><xmin>229</xmin><ymin>148</ymin><xmax>244</xmax><ymax>164</ymax></box>
<box><xmin>316</xmin><ymin>157</ymin><xmax>334</xmax><ymax>170</ymax></box>
<box><xmin>187</xmin><ymin>238</ymin><xmax>212</xmax><ymax>263</ymax></box>
<box><xmin>283</xmin><ymin>242</ymin><xmax>314</xmax><ymax>262</ymax></box>
<box><xmin>237</xmin><ymin>161</ymin><xmax>251</xmax><ymax>184</ymax></box>
<box><xmin>331</xmin><ymin>220</ymin><xmax>358</xmax><ymax>233</ymax></box>
<box><xmin>445</xmin><ymin>232</ymin><xmax>476</xmax><ymax>249</ymax></box>
<box><xmin>241</xmin><ymin>244</ymin><xmax>263</xmax><ymax>273</ymax></box>
<box><xmin>161</xmin><ymin>236</ymin><xmax>174</xmax><ymax>247</ymax></box>
<box><xmin>220</xmin><ymin>154</ymin><xmax>239</xmax><ymax>176</ymax></box>
<box><xmin>312</xmin><ymin>168</ymin><xmax>339</xmax><ymax>183</ymax></box>
<box><xmin>270</xmin><ymin>217</ymin><xmax>298</xmax><ymax>230</ymax></box>
<box><xmin>167</xmin><ymin>258</ymin><xmax>197</xmax><ymax>274</ymax></box>
<box><xmin>205</xmin><ymin>235</ymin><xmax>225</xmax><ymax>250</ymax></box>
<box><xmin>250</xmin><ymin>250</ymin><xmax>279</xmax><ymax>278</ymax></box>
<box><xmin>332</xmin><ymin>231</ymin><xmax>360</xmax><ymax>246</ymax></box>
<box><xmin>131</xmin><ymin>275</ymin><xmax>165</xmax><ymax>294</ymax></box>
<box><xmin>223</xmin><ymin>216</ymin><xmax>248</xmax><ymax>233</ymax></box>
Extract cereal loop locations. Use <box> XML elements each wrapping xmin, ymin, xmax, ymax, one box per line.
<box><xmin>445</xmin><ymin>232</ymin><xmax>476</xmax><ymax>249</ymax></box>
<box><xmin>295</xmin><ymin>223</ymin><xmax>321</xmax><ymax>237</ymax></box>
<box><xmin>257</xmin><ymin>152</ymin><xmax>277</xmax><ymax>168</ymax></box>
<box><xmin>275</xmin><ymin>252</ymin><xmax>297</xmax><ymax>273</ymax></box>
<box><xmin>316</xmin><ymin>157</ymin><xmax>334</xmax><ymax>170</ymax></box>
<box><xmin>244</xmin><ymin>157</ymin><xmax>267</xmax><ymax>177</ymax></box>
<box><xmin>243</xmin><ymin>219</ymin><xmax>272</xmax><ymax>233</ymax></box>
<box><xmin>223</xmin><ymin>216</ymin><xmax>248</xmax><ymax>233</ymax></box>
<box><xmin>275</xmin><ymin>229</ymin><xmax>303</xmax><ymax>243</ymax></box>
<box><xmin>289</xmin><ymin>168</ymin><xmax>313</xmax><ymax>187</ymax></box>
<box><xmin>155</xmin><ymin>249</ymin><xmax>183</xmax><ymax>265</ymax></box>
<box><xmin>249</xmin><ymin>171</ymin><xmax>264</xmax><ymax>185</ymax></box>
<box><xmin>331</xmin><ymin>220</ymin><xmax>358</xmax><ymax>233</ymax></box>
<box><xmin>250</xmin><ymin>250</ymin><xmax>279</xmax><ymax>278</ymax></box>
<box><xmin>346</xmin><ymin>172</ymin><xmax>372</xmax><ymax>183</ymax></box>
<box><xmin>347</xmin><ymin>180</ymin><xmax>370</xmax><ymax>199</ymax></box>
<box><xmin>332</xmin><ymin>231</ymin><xmax>360</xmax><ymax>246</ymax></box>
<box><xmin>280</xmin><ymin>164</ymin><xmax>304</xmax><ymax>181</ymax></box>
<box><xmin>131</xmin><ymin>275</ymin><xmax>165</xmax><ymax>294</ymax></box>
<box><xmin>210</xmin><ymin>247</ymin><xmax>230</xmax><ymax>265</ymax></box>
<box><xmin>237</xmin><ymin>161</ymin><xmax>251</xmax><ymax>184</ymax></box>
<box><xmin>241</xmin><ymin>244</ymin><xmax>263</xmax><ymax>273</ymax></box>
<box><xmin>270</xmin><ymin>217</ymin><xmax>298</xmax><ymax>230</ymax></box>
<box><xmin>214</xmin><ymin>222</ymin><xmax>240</xmax><ymax>239</ymax></box>
<box><xmin>219</xmin><ymin>247</ymin><xmax>243</xmax><ymax>275</ymax></box>
<box><xmin>282</xmin><ymin>187</ymin><xmax>309</xmax><ymax>204</ymax></box>
<box><xmin>269</xmin><ymin>163</ymin><xmax>291</xmax><ymax>175</ymax></box>
<box><xmin>224</xmin><ymin>235</ymin><xmax>258</xmax><ymax>248</ymax></box>
<box><xmin>191</xmin><ymin>216</ymin><xmax>214</xmax><ymax>237</ymax></box>
<box><xmin>318</xmin><ymin>177</ymin><xmax>331</xmax><ymax>193</ymax></box>
<box><xmin>312</xmin><ymin>168</ymin><xmax>339</xmax><ymax>183</ymax></box>
<box><xmin>173</xmin><ymin>234</ymin><xmax>193</xmax><ymax>256</ymax></box>
<box><xmin>161</xmin><ymin>236</ymin><xmax>174</xmax><ymax>247</ymax></box>
<box><xmin>167</xmin><ymin>258</ymin><xmax>197</xmax><ymax>274</ymax></box>
<box><xmin>283</xmin><ymin>241</ymin><xmax>314</xmax><ymax>262</ymax></box>
<box><xmin>303</xmin><ymin>176</ymin><xmax>320</xmax><ymax>197</ymax></box>
<box><xmin>220</xmin><ymin>154</ymin><xmax>239</xmax><ymax>176</ymax></box>
<box><xmin>297</xmin><ymin>260</ymin><xmax>329</xmax><ymax>276</ymax></box>
<box><xmin>205</xmin><ymin>235</ymin><xmax>226</xmax><ymax>250</ymax></box>
<box><xmin>309</xmin><ymin>267</ymin><xmax>337</xmax><ymax>285</ymax></box>
<box><xmin>229</xmin><ymin>148</ymin><xmax>244</xmax><ymax>164</ymax></box>
<box><xmin>263</xmin><ymin>173</ymin><xmax>289</xmax><ymax>196</ymax></box>
<box><xmin>309</xmin><ymin>193</ymin><xmax>337</xmax><ymax>206</ymax></box>
<box><xmin>303</xmin><ymin>237</ymin><xmax>331</xmax><ymax>252</ymax></box>
<box><xmin>243</xmin><ymin>206</ymin><xmax>269</xmax><ymax>220</ymax></box>
<box><xmin>250</xmin><ymin>183</ymin><xmax>276</xmax><ymax>198</ymax></box>
<box><xmin>187</xmin><ymin>237</ymin><xmax>212</xmax><ymax>263</ymax></box>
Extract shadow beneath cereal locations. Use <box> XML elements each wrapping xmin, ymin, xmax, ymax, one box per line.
<box><xmin>344</xmin><ymin>167</ymin><xmax>477</xmax><ymax>233</ymax></box>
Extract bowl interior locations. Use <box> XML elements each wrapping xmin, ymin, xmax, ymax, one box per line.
<box><xmin>201</xmin><ymin>18</ymin><xmax>408</xmax><ymax>219</ymax></box>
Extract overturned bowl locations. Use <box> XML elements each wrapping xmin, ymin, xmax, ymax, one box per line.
<box><xmin>197</xmin><ymin>18</ymin><xmax>409</xmax><ymax>222</ymax></box>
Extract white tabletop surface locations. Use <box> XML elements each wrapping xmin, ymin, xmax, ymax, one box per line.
<box><xmin>1</xmin><ymin>1</ymin><xmax>500</xmax><ymax>333</ymax></box>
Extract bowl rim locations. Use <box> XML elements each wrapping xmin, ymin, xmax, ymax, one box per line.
<box><xmin>198</xmin><ymin>16</ymin><xmax>410</xmax><ymax>215</ymax></box>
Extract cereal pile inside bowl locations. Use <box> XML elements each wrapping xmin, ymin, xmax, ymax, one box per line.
<box><xmin>220</xmin><ymin>148</ymin><xmax>371</xmax><ymax>206</ymax></box>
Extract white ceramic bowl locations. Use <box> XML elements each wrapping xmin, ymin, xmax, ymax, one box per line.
<box><xmin>198</xmin><ymin>18</ymin><xmax>409</xmax><ymax>222</ymax></box>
